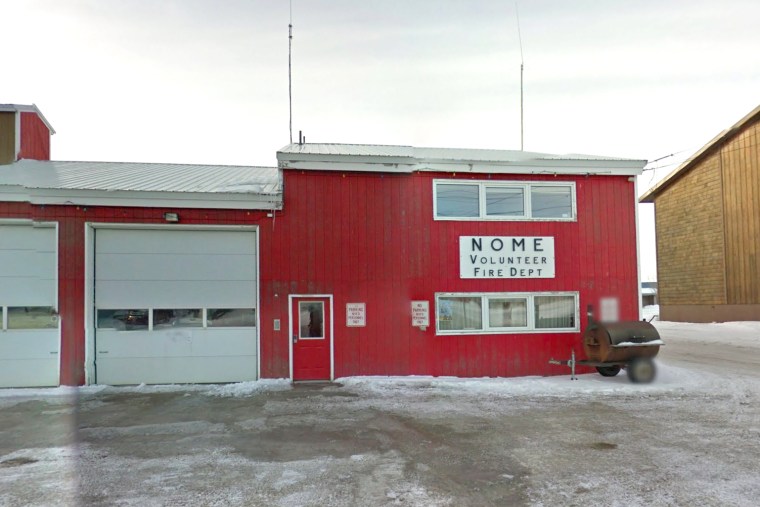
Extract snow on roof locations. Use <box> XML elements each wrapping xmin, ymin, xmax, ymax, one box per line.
<box><xmin>277</xmin><ymin>143</ymin><xmax>646</xmax><ymax>175</ymax></box>
<box><xmin>0</xmin><ymin>160</ymin><xmax>282</xmax><ymax>210</ymax></box>
<box><xmin>0</xmin><ymin>103</ymin><xmax>56</xmax><ymax>134</ymax></box>
<box><xmin>640</xmin><ymin>104</ymin><xmax>760</xmax><ymax>203</ymax></box>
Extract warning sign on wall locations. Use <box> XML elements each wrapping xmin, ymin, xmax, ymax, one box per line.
<box><xmin>346</xmin><ymin>303</ymin><xmax>366</xmax><ymax>327</ymax></box>
<box><xmin>411</xmin><ymin>301</ymin><xmax>429</xmax><ymax>327</ymax></box>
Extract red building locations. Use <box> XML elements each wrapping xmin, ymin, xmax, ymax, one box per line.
<box><xmin>0</xmin><ymin>106</ymin><xmax>646</xmax><ymax>387</ymax></box>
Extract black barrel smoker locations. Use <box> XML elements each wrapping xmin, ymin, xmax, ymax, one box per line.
<box><xmin>550</xmin><ymin>305</ymin><xmax>663</xmax><ymax>383</ymax></box>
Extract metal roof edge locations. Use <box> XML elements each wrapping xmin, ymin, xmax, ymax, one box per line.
<box><xmin>640</xmin><ymin>104</ymin><xmax>760</xmax><ymax>203</ymax></box>
<box><xmin>25</xmin><ymin>188</ymin><xmax>283</xmax><ymax>210</ymax></box>
<box><xmin>278</xmin><ymin>144</ymin><xmax>646</xmax><ymax>175</ymax></box>
<box><xmin>416</xmin><ymin>163</ymin><xmax>644</xmax><ymax>176</ymax></box>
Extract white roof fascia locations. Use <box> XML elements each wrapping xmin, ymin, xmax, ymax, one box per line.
<box><xmin>415</xmin><ymin>162</ymin><xmax>644</xmax><ymax>176</ymax></box>
<box><xmin>278</xmin><ymin>160</ymin><xmax>416</xmax><ymax>173</ymax></box>
<box><xmin>0</xmin><ymin>185</ymin><xmax>29</xmax><ymax>202</ymax></box>
<box><xmin>279</xmin><ymin>157</ymin><xmax>645</xmax><ymax>176</ymax></box>
<box><xmin>22</xmin><ymin>188</ymin><xmax>283</xmax><ymax>210</ymax></box>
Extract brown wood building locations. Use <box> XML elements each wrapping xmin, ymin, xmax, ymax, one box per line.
<box><xmin>641</xmin><ymin>105</ymin><xmax>760</xmax><ymax>322</ymax></box>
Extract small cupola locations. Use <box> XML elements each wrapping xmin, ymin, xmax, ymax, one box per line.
<box><xmin>0</xmin><ymin>104</ymin><xmax>55</xmax><ymax>165</ymax></box>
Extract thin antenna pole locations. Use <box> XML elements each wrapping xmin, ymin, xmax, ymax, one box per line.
<box><xmin>516</xmin><ymin>1</ymin><xmax>524</xmax><ymax>151</ymax></box>
<box><xmin>288</xmin><ymin>0</ymin><xmax>293</xmax><ymax>144</ymax></box>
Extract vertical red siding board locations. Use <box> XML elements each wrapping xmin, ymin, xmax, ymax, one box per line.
<box><xmin>18</xmin><ymin>113</ymin><xmax>51</xmax><ymax>161</ymax></box>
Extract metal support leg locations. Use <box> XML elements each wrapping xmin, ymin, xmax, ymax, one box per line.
<box><xmin>570</xmin><ymin>349</ymin><xmax>577</xmax><ymax>380</ymax></box>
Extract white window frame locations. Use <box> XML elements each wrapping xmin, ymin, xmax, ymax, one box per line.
<box><xmin>433</xmin><ymin>180</ymin><xmax>577</xmax><ymax>221</ymax></box>
<box><xmin>435</xmin><ymin>292</ymin><xmax>580</xmax><ymax>335</ymax></box>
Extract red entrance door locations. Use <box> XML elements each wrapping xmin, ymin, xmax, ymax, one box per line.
<box><xmin>291</xmin><ymin>297</ymin><xmax>331</xmax><ymax>381</ymax></box>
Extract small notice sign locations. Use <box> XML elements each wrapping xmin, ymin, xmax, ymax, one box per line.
<box><xmin>346</xmin><ymin>303</ymin><xmax>366</xmax><ymax>327</ymax></box>
<box><xmin>411</xmin><ymin>301</ymin><xmax>429</xmax><ymax>327</ymax></box>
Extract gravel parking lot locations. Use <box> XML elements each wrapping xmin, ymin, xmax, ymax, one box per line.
<box><xmin>1</xmin><ymin>320</ymin><xmax>759</xmax><ymax>506</ymax></box>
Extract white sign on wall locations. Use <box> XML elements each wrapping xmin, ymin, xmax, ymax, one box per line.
<box><xmin>411</xmin><ymin>301</ymin><xmax>429</xmax><ymax>327</ymax></box>
<box><xmin>460</xmin><ymin>236</ymin><xmax>555</xmax><ymax>279</ymax></box>
<box><xmin>346</xmin><ymin>303</ymin><xmax>366</xmax><ymax>327</ymax></box>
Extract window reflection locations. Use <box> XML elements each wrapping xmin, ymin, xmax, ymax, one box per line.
<box><xmin>153</xmin><ymin>309</ymin><xmax>202</xmax><ymax>329</ymax></box>
<box><xmin>207</xmin><ymin>308</ymin><xmax>256</xmax><ymax>328</ymax></box>
<box><xmin>97</xmin><ymin>309</ymin><xmax>149</xmax><ymax>331</ymax></box>
<box><xmin>299</xmin><ymin>302</ymin><xmax>324</xmax><ymax>338</ymax></box>
<box><xmin>535</xmin><ymin>296</ymin><xmax>575</xmax><ymax>329</ymax></box>
<box><xmin>531</xmin><ymin>186</ymin><xmax>572</xmax><ymax>218</ymax></box>
<box><xmin>486</xmin><ymin>187</ymin><xmax>524</xmax><ymax>216</ymax></box>
<box><xmin>7</xmin><ymin>307</ymin><xmax>58</xmax><ymax>330</ymax></box>
<box><xmin>436</xmin><ymin>184</ymin><xmax>480</xmax><ymax>217</ymax></box>
<box><xmin>437</xmin><ymin>297</ymin><xmax>482</xmax><ymax>331</ymax></box>
<box><xmin>488</xmin><ymin>298</ymin><xmax>528</xmax><ymax>327</ymax></box>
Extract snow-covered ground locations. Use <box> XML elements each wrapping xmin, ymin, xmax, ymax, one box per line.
<box><xmin>0</xmin><ymin>319</ymin><xmax>759</xmax><ymax>506</ymax></box>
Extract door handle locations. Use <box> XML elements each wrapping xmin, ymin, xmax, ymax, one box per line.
<box><xmin>293</xmin><ymin>333</ymin><xmax>298</xmax><ymax>344</ymax></box>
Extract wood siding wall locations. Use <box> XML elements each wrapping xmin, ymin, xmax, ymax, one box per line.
<box><xmin>655</xmin><ymin>152</ymin><xmax>726</xmax><ymax>305</ymax></box>
<box><xmin>258</xmin><ymin>171</ymin><xmax>640</xmax><ymax>379</ymax></box>
<box><xmin>721</xmin><ymin>120</ymin><xmax>760</xmax><ymax>304</ymax></box>
<box><xmin>0</xmin><ymin>112</ymin><xmax>16</xmax><ymax>164</ymax></box>
<box><xmin>655</xmin><ymin>116</ymin><xmax>760</xmax><ymax>310</ymax></box>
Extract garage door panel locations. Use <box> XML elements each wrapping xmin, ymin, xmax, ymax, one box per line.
<box><xmin>0</xmin><ymin>280</ymin><xmax>57</xmax><ymax>306</ymax></box>
<box><xmin>0</xmin><ymin>224</ymin><xmax>59</xmax><ymax>388</ymax></box>
<box><xmin>0</xmin><ymin>358</ymin><xmax>59</xmax><ymax>388</ymax></box>
<box><xmin>0</xmin><ymin>225</ymin><xmax>55</xmax><ymax>250</ymax></box>
<box><xmin>96</xmin><ymin>252</ymin><xmax>256</xmax><ymax>282</ymax></box>
<box><xmin>94</xmin><ymin>228</ymin><xmax>258</xmax><ymax>385</ymax></box>
<box><xmin>0</xmin><ymin>332</ymin><xmax>59</xmax><ymax>358</ymax></box>
<box><xmin>0</xmin><ymin>251</ymin><xmax>55</xmax><ymax>277</ymax></box>
<box><xmin>96</xmin><ymin>356</ymin><xmax>257</xmax><ymax>385</ymax></box>
<box><xmin>95</xmin><ymin>229</ymin><xmax>255</xmax><ymax>255</ymax></box>
<box><xmin>0</xmin><ymin>228</ymin><xmax>56</xmax><ymax>303</ymax></box>
<box><xmin>97</xmin><ymin>329</ymin><xmax>256</xmax><ymax>358</ymax></box>
<box><xmin>96</xmin><ymin>281</ymin><xmax>257</xmax><ymax>308</ymax></box>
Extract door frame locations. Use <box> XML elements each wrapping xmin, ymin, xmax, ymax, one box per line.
<box><xmin>84</xmin><ymin>222</ymin><xmax>260</xmax><ymax>385</ymax></box>
<box><xmin>288</xmin><ymin>294</ymin><xmax>334</xmax><ymax>381</ymax></box>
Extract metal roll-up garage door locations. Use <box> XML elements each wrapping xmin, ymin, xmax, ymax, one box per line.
<box><xmin>0</xmin><ymin>223</ymin><xmax>59</xmax><ymax>388</ymax></box>
<box><xmin>94</xmin><ymin>228</ymin><xmax>258</xmax><ymax>385</ymax></box>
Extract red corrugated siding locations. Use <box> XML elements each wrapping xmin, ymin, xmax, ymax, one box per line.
<box><xmin>18</xmin><ymin>112</ymin><xmax>51</xmax><ymax>161</ymax></box>
<box><xmin>258</xmin><ymin>171</ymin><xmax>639</xmax><ymax>379</ymax></box>
<box><xmin>1</xmin><ymin>169</ymin><xmax>639</xmax><ymax>384</ymax></box>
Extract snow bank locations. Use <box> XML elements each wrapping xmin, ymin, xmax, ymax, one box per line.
<box><xmin>655</xmin><ymin>320</ymin><xmax>760</xmax><ymax>348</ymax></box>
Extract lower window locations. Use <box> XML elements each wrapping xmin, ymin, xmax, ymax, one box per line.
<box><xmin>436</xmin><ymin>292</ymin><xmax>577</xmax><ymax>334</ymax></box>
<box><xmin>6</xmin><ymin>307</ymin><xmax>58</xmax><ymax>330</ymax></box>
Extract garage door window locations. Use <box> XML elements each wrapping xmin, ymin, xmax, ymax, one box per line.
<box><xmin>97</xmin><ymin>308</ymin><xmax>257</xmax><ymax>330</ymax></box>
<box><xmin>207</xmin><ymin>308</ymin><xmax>256</xmax><ymax>328</ymax></box>
<box><xmin>6</xmin><ymin>307</ymin><xmax>58</xmax><ymax>330</ymax></box>
<box><xmin>153</xmin><ymin>309</ymin><xmax>202</xmax><ymax>329</ymax></box>
<box><xmin>97</xmin><ymin>309</ymin><xmax>149</xmax><ymax>331</ymax></box>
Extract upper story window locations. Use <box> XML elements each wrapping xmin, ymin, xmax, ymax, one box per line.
<box><xmin>434</xmin><ymin>180</ymin><xmax>576</xmax><ymax>221</ymax></box>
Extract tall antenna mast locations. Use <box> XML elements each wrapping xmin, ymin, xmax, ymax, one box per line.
<box><xmin>516</xmin><ymin>1</ymin><xmax>524</xmax><ymax>151</ymax></box>
<box><xmin>288</xmin><ymin>0</ymin><xmax>293</xmax><ymax>144</ymax></box>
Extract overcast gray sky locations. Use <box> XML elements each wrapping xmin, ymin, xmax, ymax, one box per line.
<box><xmin>3</xmin><ymin>0</ymin><xmax>760</xmax><ymax>282</ymax></box>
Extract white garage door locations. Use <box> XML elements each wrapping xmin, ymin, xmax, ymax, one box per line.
<box><xmin>94</xmin><ymin>228</ymin><xmax>258</xmax><ymax>385</ymax></box>
<box><xmin>0</xmin><ymin>223</ymin><xmax>59</xmax><ymax>388</ymax></box>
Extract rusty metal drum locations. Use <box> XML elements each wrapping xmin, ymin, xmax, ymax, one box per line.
<box><xmin>583</xmin><ymin>321</ymin><xmax>662</xmax><ymax>364</ymax></box>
